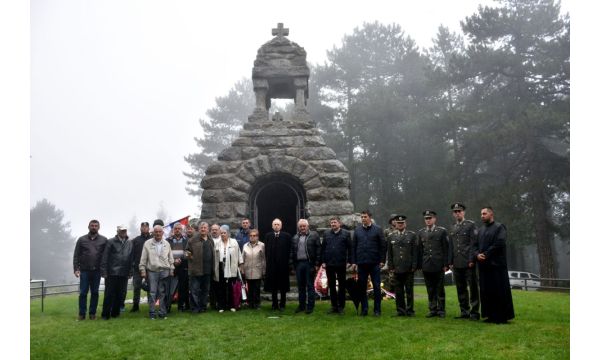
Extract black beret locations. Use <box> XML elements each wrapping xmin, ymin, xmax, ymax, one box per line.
<box><xmin>153</xmin><ymin>219</ymin><xmax>165</xmax><ymax>226</ymax></box>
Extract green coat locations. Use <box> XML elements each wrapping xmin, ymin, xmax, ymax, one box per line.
<box><xmin>386</xmin><ymin>230</ymin><xmax>418</xmax><ymax>274</ymax></box>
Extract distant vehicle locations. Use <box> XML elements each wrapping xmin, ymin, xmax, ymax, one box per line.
<box><xmin>508</xmin><ymin>270</ymin><xmax>541</xmax><ymax>290</ymax></box>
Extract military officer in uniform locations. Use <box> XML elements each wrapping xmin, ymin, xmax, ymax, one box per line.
<box><xmin>418</xmin><ymin>210</ymin><xmax>450</xmax><ymax>318</ymax></box>
<box><xmin>386</xmin><ymin>215</ymin><xmax>418</xmax><ymax>317</ymax></box>
<box><xmin>449</xmin><ymin>203</ymin><xmax>480</xmax><ymax>320</ymax></box>
<box><xmin>382</xmin><ymin>214</ymin><xmax>398</xmax><ymax>292</ymax></box>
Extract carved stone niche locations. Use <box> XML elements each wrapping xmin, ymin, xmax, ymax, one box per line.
<box><xmin>251</xmin><ymin>23</ymin><xmax>310</xmax><ymax>121</ymax></box>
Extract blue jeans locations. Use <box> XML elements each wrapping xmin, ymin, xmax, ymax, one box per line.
<box><xmin>79</xmin><ymin>270</ymin><xmax>101</xmax><ymax>316</ymax></box>
<box><xmin>147</xmin><ymin>270</ymin><xmax>170</xmax><ymax>317</ymax></box>
<box><xmin>358</xmin><ymin>264</ymin><xmax>381</xmax><ymax>314</ymax></box>
<box><xmin>295</xmin><ymin>260</ymin><xmax>316</xmax><ymax>310</ymax></box>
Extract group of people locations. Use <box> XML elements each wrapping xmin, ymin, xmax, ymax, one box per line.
<box><xmin>72</xmin><ymin>203</ymin><xmax>514</xmax><ymax>324</ymax></box>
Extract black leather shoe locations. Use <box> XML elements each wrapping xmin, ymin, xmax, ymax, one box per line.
<box><xmin>305</xmin><ymin>309</ymin><xmax>313</xmax><ymax>314</ymax></box>
<box><xmin>294</xmin><ymin>307</ymin><xmax>305</xmax><ymax>313</ymax></box>
<box><xmin>374</xmin><ymin>311</ymin><xmax>381</xmax><ymax>317</ymax></box>
<box><xmin>454</xmin><ymin>314</ymin><xmax>470</xmax><ymax>319</ymax></box>
<box><xmin>406</xmin><ymin>312</ymin><xmax>415</xmax><ymax>317</ymax></box>
<box><xmin>360</xmin><ymin>311</ymin><xmax>368</xmax><ymax>317</ymax></box>
<box><xmin>327</xmin><ymin>308</ymin><xmax>338</xmax><ymax>314</ymax></box>
<box><xmin>393</xmin><ymin>312</ymin><xmax>406</xmax><ymax>317</ymax></box>
<box><xmin>426</xmin><ymin>312</ymin><xmax>437</xmax><ymax>318</ymax></box>
<box><xmin>338</xmin><ymin>309</ymin><xmax>345</xmax><ymax>315</ymax></box>
<box><xmin>470</xmin><ymin>314</ymin><xmax>480</xmax><ymax>321</ymax></box>
<box><xmin>438</xmin><ymin>312</ymin><xmax>446</xmax><ymax>318</ymax></box>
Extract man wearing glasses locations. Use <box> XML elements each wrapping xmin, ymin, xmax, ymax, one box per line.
<box><xmin>448</xmin><ymin>203</ymin><xmax>480</xmax><ymax>321</ymax></box>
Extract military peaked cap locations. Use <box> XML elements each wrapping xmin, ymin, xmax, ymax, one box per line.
<box><xmin>451</xmin><ymin>203</ymin><xmax>466</xmax><ymax>211</ymax></box>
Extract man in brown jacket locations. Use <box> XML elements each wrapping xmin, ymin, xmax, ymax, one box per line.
<box><xmin>185</xmin><ymin>222</ymin><xmax>217</xmax><ymax>313</ymax></box>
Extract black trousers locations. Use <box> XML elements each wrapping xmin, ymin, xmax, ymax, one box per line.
<box><xmin>393</xmin><ymin>272</ymin><xmax>415</xmax><ymax>315</ymax></box>
<box><xmin>216</xmin><ymin>263</ymin><xmax>235</xmax><ymax>310</ymax></box>
<box><xmin>423</xmin><ymin>271</ymin><xmax>445</xmax><ymax>314</ymax></box>
<box><xmin>101</xmin><ymin>275</ymin><xmax>128</xmax><ymax>318</ymax></box>
<box><xmin>175</xmin><ymin>267</ymin><xmax>190</xmax><ymax>310</ymax></box>
<box><xmin>247</xmin><ymin>279</ymin><xmax>261</xmax><ymax>308</ymax></box>
<box><xmin>454</xmin><ymin>266</ymin><xmax>480</xmax><ymax>316</ymax></box>
<box><xmin>325</xmin><ymin>265</ymin><xmax>347</xmax><ymax>310</ymax></box>
<box><xmin>271</xmin><ymin>289</ymin><xmax>286</xmax><ymax>309</ymax></box>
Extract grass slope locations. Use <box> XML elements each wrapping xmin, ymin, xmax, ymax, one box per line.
<box><xmin>30</xmin><ymin>287</ymin><xmax>569</xmax><ymax>359</ymax></box>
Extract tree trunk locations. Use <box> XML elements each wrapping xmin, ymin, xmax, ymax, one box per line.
<box><xmin>531</xmin><ymin>165</ymin><xmax>558</xmax><ymax>287</ymax></box>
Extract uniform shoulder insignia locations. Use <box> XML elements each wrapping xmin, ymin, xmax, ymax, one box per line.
<box><xmin>436</xmin><ymin>226</ymin><xmax>447</xmax><ymax>231</ymax></box>
<box><xmin>464</xmin><ymin>220</ymin><xmax>475</xmax><ymax>224</ymax></box>
<box><xmin>418</xmin><ymin>227</ymin><xmax>427</xmax><ymax>232</ymax></box>
<box><xmin>406</xmin><ymin>230</ymin><xmax>416</xmax><ymax>234</ymax></box>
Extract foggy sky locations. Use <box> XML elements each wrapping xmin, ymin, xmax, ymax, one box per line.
<box><xmin>30</xmin><ymin>0</ymin><xmax>572</xmax><ymax>239</ymax></box>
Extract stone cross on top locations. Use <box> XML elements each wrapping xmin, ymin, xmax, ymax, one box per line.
<box><xmin>272</xmin><ymin>23</ymin><xmax>289</xmax><ymax>38</ymax></box>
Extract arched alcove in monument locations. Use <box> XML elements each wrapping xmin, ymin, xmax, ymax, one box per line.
<box><xmin>249</xmin><ymin>173</ymin><xmax>306</xmax><ymax>237</ymax></box>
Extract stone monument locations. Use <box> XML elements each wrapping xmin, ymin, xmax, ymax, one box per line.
<box><xmin>200</xmin><ymin>23</ymin><xmax>355</xmax><ymax>236</ymax></box>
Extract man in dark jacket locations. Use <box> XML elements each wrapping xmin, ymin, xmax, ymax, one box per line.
<box><xmin>73</xmin><ymin>219</ymin><xmax>108</xmax><ymax>320</ymax></box>
<box><xmin>291</xmin><ymin>219</ymin><xmax>321</xmax><ymax>314</ymax></box>
<box><xmin>352</xmin><ymin>210</ymin><xmax>386</xmax><ymax>317</ymax></box>
<box><xmin>418</xmin><ymin>210</ymin><xmax>450</xmax><ymax>318</ymax></box>
<box><xmin>186</xmin><ymin>222</ymin><xmax>215</xmax><ymax>313</ymax></box>
<box><xmin>167</xmin><ymin>222</ymin><xmax>190</xmax><ymax>312</ymax></box>
<box><xmin>100</xmin><ymin>225</ymin><xmax>134</xmax><ymax>320</ymax></box>
<box><xmin>477</xmin><ymin>206</ymin><xmax>514</xmax><ymax>324</ymax></box>
<box><xmin>235</xmin><ymin>218</ymin><xmax>252</xmax><ymax>250</ymax></box>
<box><xmin>264</xmin><ymin>218</ymin><xmax>293</xmax><ymax>311</ymax></box>
<box><xmin>449</xmin><ymin>203</ymin><xmax>480</xmax><ymax>320</ymax></box>
<box><xmin>129</xmin><ymin>221</ymin><xmax>151</xmax><ymax>312</ymax></box>
<box><xmin>321</xmin><ymin>216</ymin><xmax>352</xmax><ymax>315</ymax></box>
<box><xmin>386</xmin><ymin>215</ymin><xmax>418</xmax><ymax>317</ymax></box>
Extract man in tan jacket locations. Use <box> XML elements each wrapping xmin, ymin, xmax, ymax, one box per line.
<box><xmin>139</xmin><ymin>225</ymin><xmax>174</xmax><ymax>319</ymax></box>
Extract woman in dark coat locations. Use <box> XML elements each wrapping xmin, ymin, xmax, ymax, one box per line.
<box><xmin>263</xmin><ymin>218</ymin><xmax>292</xmax><ymax>311</ymax></box>
<box><xmin>477</xmin><ymin>207</ymin><xmax>515</xmax><ymax>324</ymax></box>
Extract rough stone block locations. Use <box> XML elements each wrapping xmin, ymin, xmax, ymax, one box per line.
<box><xmin>320</xmin><ymin>172</ymin><xmax>350</xmax><ymax>187</ymax></box>
<box><xmin>303</xmin><ymin>136</ymin><xmax>326</xmax><ymax>147</ymax></box>
<box><xmin>218</xmin><ymin>147</ymin><xmax>242</xmax><ymax>161</ymax></box>
<box><xmin>306</xmin><ymin>188</ymin><xmax>351</xmax><ymax>201</ymax></box>
<box><xmin>303</xmin><ymin>176</ymin><xmax>322</xmax><ymax>190</ymax></box>
<box><xmin>232</xmin><ymin>137</ymin><xmax>252</xmax><ymax>146</ymax></box>
<box><xmin>201</xmin><ymin>174</ymin><xmax>234</xmax><ymax>189</ymax></box>
<box><xmin>306</xmin><ymin>200</ymin><xmax>355</xmax><ymax>216</ymax></box>
<box><xmin>202</xmin><ymin>189</ymin><xmax>224</xmax><ymax>203</ymax></box>
<box><xmin>241</xmin><ymin>147</ymin><xmax>260</xmax><ymax>160</ymax></box>
<box><xmin>216</xmin><ymin>203</ymin><xmax>233</xmax><ymax>219</ymax></box>
<box><xmin>269</xmin><ymin>155</ymin><xmax>296</xmax><ymax>174</ymax></box>
<box><xmin>205</xmin><ymin>163</ymin><xmax>222</xmax><ymax>175</ymax></box>
<box><xmin>308</xmin><ymin>160</ymin><xmax>348</xmax><ymax>173</ymax></box>
<box><xmin>223</xmin><ymin>188</ymin><xmax>248</xmax><ymax>202</ymax></box>
<box><xmin>237</xmin><ymin>167</ymin><xmax>256</xmax><ymax>184</ymax></box>
<box><xmin>200</xmin><ymin>203</ymin><xmax>217</xmax><ymax>219</ymax></box>
<box><xmin>231</xmin><ymin>178</ymin><xmax>251</xmax><ymax>193</ymax></box>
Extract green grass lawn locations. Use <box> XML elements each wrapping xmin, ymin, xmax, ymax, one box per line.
<box><xmin>30</xmin><ymin>286</ymin><xmax>569</xmax><ymax>359</ymax></box>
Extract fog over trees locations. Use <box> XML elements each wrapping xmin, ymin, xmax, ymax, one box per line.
<box><xmin>185</xmin><ymin>0</ymin><xmax>569</xmax><ymax>279</ymax></box>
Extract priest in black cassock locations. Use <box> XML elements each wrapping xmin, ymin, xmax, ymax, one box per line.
<box><xmin>476</xmin><ymin>206</ymin><xmax>515</xmax><ymax>324</ymax></box>
<box><xmin>264</xmin><ymin>218</ymin><xmax>293</xmax><ymax>311</ymax></box>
